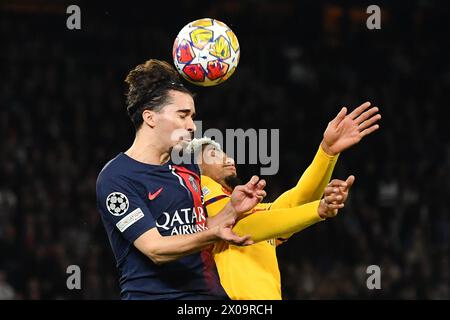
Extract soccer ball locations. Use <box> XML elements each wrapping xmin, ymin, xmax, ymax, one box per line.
<box><xmin>172</xmin><ymin>18</ymin><xmax>240</xmax><ymax>87</ymax></box>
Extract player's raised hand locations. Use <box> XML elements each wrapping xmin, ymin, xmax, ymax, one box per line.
<box><xmin>230</xmin><ymin>175</ymin><xmax>266</xmax><ymax>214</ymax></box>
<box><xmin>318</xmin><ymin>175</ymin><xmax>355</xmax><ymax>218</ymax></box>
<box><xmin>321</xmin><ymin>102</ymin><xmax>381</xmax><ymax>155</ymax></box>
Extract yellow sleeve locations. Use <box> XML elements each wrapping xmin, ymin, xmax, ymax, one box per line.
<box><xmin>202</xmin><ymin>175</ymin><xmax>324</xmax><ymax>244</ymax></box>
<box><xmin>271</xmin><ymin>145</ymin><xmax>339</xmax><ymax>210</ymax></box>
<box><xmin>232</xmin><ymin>200</ymin><xmax>324</xmax><ymax>243</ymax></box>
<box><xmin>202</xmin><ymin>175</ymin><xmax>230</xmax><ymax>218</ymax></box>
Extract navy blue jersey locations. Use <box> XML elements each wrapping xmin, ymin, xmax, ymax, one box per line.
<box><xmin>96</xmin><ymin>152</ymin><xmax>227</xmax><ymax>300</ymax></box>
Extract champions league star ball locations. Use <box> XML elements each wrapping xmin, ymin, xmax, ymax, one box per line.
<box><xmin>172</xmin><ymin>18</ymin><xmax>240</xmax><ymax>87</ymax></box>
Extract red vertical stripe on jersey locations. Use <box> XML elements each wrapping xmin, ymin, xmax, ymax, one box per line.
<box><xmin>172</xmin><ymin>165</ymin><xmax>217</xmax><ymax>293</ymax></box>
<box><xmin>171</xmin><ymin>165</ymin><xmax>205</xmax><ymax>229</ymax></box>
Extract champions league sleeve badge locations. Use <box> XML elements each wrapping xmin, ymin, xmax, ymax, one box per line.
<box><xmin>106</xmin><ymin>192</ymin><xmax>130</xmax><ymax>216</ymax></box>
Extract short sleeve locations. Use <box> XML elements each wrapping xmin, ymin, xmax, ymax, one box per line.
<box><xmin>96</xmin><ymin>175</ymin><xmax>156</xmax><ymax>243</ymax></box>
<box><xmin>201</xmin><ymin>175</ymin><xmax>230</xmax><ymax>217</ymax></box>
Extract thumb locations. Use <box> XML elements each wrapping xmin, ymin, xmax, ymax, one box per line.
<box><xmin>223</xmin><ymin>217</ymin><xmax>236</xmax><ymax>228</ymax></box>
<box><xmin>345</xmin><ymin>175</ymin><xmax>355</xmax><ymax>190</ymax></box>
<box><xmin>333</xmin><ymin>107</ymin><xmax>347</xmax><ymax>126</ymax></box>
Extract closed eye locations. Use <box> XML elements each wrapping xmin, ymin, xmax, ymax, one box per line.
<box><xmin>177</xmin><ymin>109</ymin><xmax>195</xmax><ymax>119</ymax></box>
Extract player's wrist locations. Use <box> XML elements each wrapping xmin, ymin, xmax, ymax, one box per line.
<box><xmin>223</xmin><ymin>201</ymin><xmax>239</xmax><ymax>218</ymax></box>
<box><xmin>206</xmin><ymin>225</ymin><xmax>221</xmax><ymax>242</ymax></box>
<box><xmin>320</xmin><ymin>140</ymin><xmax>337</xmax><ymax>156</ymax></box>
<box><xmin>318</xmin><ymin>199</ymin><xmax>328</xmax><ymax>219</ymax></box>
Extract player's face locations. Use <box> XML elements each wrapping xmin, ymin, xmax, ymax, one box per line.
<box><xmin>153</xmin><ymin>90</ymin><xmax>196</xmax><ymax>150</ymax></box>
<box><xmin>200</xmin><ymin>147</ymin><xmax>236</xmax><ymax>183</ymax></box>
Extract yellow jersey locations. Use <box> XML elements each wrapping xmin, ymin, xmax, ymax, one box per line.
<box><xmin>202</xmin><ymin>146</ymin><xmax>339</xmax><ymax>300</ymax></box>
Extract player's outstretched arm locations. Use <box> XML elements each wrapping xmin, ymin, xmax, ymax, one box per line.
<box><xmin>232</xmin><ymin>176</ymin><xmax>355</xmax><ymax>243</ymax></box>
<box><xmin>134</xmin><ymin>176</ymin><xmax>266</xmax><ymax>265</ymax></box>
<box><xmin>134</xmin><ymin>214</ymin><xmax>255</xmax><ymax>265</ymax></box>
<box><xmin>270</xmin><ymin>145</ymin><xmax>338</xmax><ymax>209</ymax></box>
<box><xmin>271</xmin><ymin>102</ymin><xmax>380</xmax><ymax>209</ymax></box>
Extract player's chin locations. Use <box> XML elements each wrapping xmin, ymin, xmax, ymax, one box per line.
<box><xmin>224</xmin><ymin>172</ymin><xmax>241</xmax><ymax>190</ymax></box>
<box><xmin>226</xmin><ymin>171</ymin><xmax>237</xmax><ymax>180</ymax></box>
<box><xmin>224</xmin><ymin>165</ymin><xmax>236</xmax><ymax>175</ymax></box>
<box><xmin>173</xmin><ymin>138</ymin><xmax>191</xmax><ymax>149</ymax></box>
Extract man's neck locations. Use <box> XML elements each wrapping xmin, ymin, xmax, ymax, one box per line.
<box><xmin>219</xmin><ymin>179</ymin><xmax>233</xmax><ymax>193</ymax></box>
<box><xmin>125</xmin><ymin>133</ymin><xmax>168</xmax><ymax>165</ymax></box>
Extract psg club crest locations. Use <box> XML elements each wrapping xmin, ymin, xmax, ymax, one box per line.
<box><xmin>188</xmin><ymin>175</ymin><xmax>199</xmax><ymax>193</ymax></box>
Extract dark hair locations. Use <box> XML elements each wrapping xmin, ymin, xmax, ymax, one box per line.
<box><xmin>125</xmin><ymin>59</ymin><xmax>194</xmax><ymax>130</ymax></box>
<box><xmin>224</xmin><ymin>175</ymin><xmax>242</xmax><ymax>191</ymax></box>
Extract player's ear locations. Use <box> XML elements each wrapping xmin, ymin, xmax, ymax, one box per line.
<box><xmin>142</xmin><ymin>109</ymin><xmax>156</xmax><ymax>128</ymax></box>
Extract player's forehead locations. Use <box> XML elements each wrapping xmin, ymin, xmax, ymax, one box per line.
<box><xmin>165</xmin><ymin>90</ymin><xmax>195</xmax><ymax>113</ymax></box>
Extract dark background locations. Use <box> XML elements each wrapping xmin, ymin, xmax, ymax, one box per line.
<box><xmin>0</xmin><ymin>0</ymin><xmax>449</xmax><ymax>299</ymax></box>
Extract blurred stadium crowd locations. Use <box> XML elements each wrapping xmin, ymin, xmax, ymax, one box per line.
<box><xmin>0</xmin><ymin>1</ymin><xmax>448</xmax><ymax>299</ymax></box>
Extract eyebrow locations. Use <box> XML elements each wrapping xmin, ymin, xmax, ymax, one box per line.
<box><xmin>177</xmin><ymin>108</ymin><xmax>195</xmax><ymax>118</ymax></box>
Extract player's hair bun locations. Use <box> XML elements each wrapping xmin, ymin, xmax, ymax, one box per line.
<box><xmin>124</xmin><ymin>59</ymin><xmax>193</xmax><ymax>130</ymax></box>
<box><xmin>125</xmin><ymin>59</ymin><xmax>181</xmax><ymax>112</ymax></box>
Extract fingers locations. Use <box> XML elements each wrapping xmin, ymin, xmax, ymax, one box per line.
<box><xmin>322</xmin><ymin>194</ymin><xmax>345</xmax><ymax>217</ymax></box>
<box><xmin>234</xmin><ymin>182</ymin><xmax>266</xmax><ymax>202</ymax></box>
<box><xmin>332</xmin><ymin>107</ymin><xmax>347</xmax><ymax>126</ymax></box>
<box><xmin>324</xmin><ymin>193</ymin><xmax>344</xmax><ymax>204</ymax></box>
<box><xmin>234</xmin><ymin>185</ymin><xmax>252</xmax><ymax>196</ymax></box>
<box><xmin>256</xmin><ymin>190</ymin><xmax>266</xmax><ymax>201</ymax></box>
<box><xmin>354</xmin><ymin>106</ymin><xmax>380</xmax><ymax>125</ymax></box>
<box><xmin>324</xmin><ymin>176</ymin><xmax>355</xmax><ymax>204</ymax></box>
<box><xmin>244</xmin><ymin>176</ymin><xmax>266</xmax><ymax>193</ymax></box>
<box><xmin>324</xmin><ymin>189</ymin><xmax>346</xmax><ymax>208</ymax></box>
<box><xmin>243</xmin><ymin>178</ymin><xmax>266</xmax><ymax>192</ymax></box>
<box><xmin>358</xmin><ymin>113</ymin><xmax>381</xmax><ymax>132</ymax></box>
<box><xmin>246</xmin><ymin>176</ymin><xmax>266</xmax><ymax>190</ymax></box>
<box><xmin>326</xmin><ymin>177</ymin><xmax>354</xmax><ymax>195</ymax></box>
<box><xmin>325</xmin><ymin>179</ymin><xmax>348</xmax><ymax>198</ymax></box>
<box><xmin>329</xmin><ymin>179</ymin><xmax>348</xmax><ymax>189</ymax></box>
<box><xmin>256</xmin><ymin>179</ymin><xmax>266</xmax><ymax>190</ymax></box>
<box><xmin>220</xmin><ymin>218</ymin><xmax>254</xmax><ymax>246</ymax></box>
<box><xmin>360</xmin><ymin>124</ymin><xmax>380</xmax><ymax>137</ymax></box>
<box><xmin>328</xmin><ymin>209</ymin><xmax>338</xmax><ymax>217</ymax></box>
<box><xmin>321</xmin><ymin>175</ymin><xmax>356</xmax><ymax>218</ymax></box>
<box><xmin>248</xmin><ymin>175</ymin><xmax>259</xmax><ymax>186</ymax></box>
<box><xmin>324</xmin><ymin>186</ymin><xmax>343</xmax><ymax>198</ymax></box>
<box><xmin>256</xmin><ymin>190</ymin><xmax>266</xmax><ymax>197</ymax></box>
<box><xmin>237</xmin><ymin>234</ymin><xmax>253</xmax><ymax>246</ymax></box>
<box><xmin>230</xmin><ymin>234</ymin><xmax>254</xmax><ymax>246</ymax></box>
<box><xmin>348</xmin><ymin>101</ymin><xmax>371</xmax><ymax>120</ymax></box>
<box><xmin>326</xmin><ymin>203</ymin><xmax>345</xmax><ymax>210</ymax></box>
<box><xmin>229</xmin><ymin>231</ymin><xmax>253</xmax><ymax>246</ymax></box>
